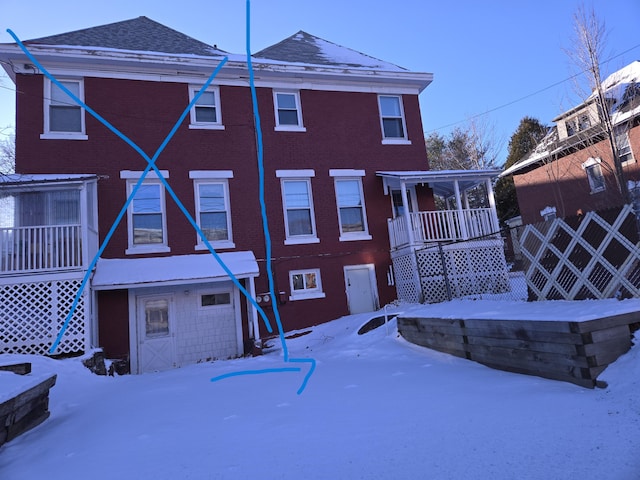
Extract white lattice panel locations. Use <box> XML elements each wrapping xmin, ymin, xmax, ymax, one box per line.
<box><xmin>1</xmin><ymin>278</ymin><xmax>87</xmax><ymax>355</ymax></box>
<box><xmin>520</xmin><ymin>204</ymin><xmax>640</xmax><ymax>301</ymax></box>
<box><xmin>417</xmin><ymin>239</ymin><xmax>510</xmax><ymax>303</ymax></box>
<box><xmin>392</xmin><ymin>251</ymin><xmax>421</xmax><ymax>303</ymax></box>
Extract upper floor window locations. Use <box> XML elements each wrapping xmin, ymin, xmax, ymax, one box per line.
<box><xmin>539</xmin><ymin>206</ymin><xmax>557</xmax><ymax>222</ymax></box>
<box><xmin>565</xmin><ymin>113</ymin><xmax>591</xmax><ymax>138</ymax></box>
<box><xmin>190</xmin><ymin>171</ymin><xmax>234</xmax><ymax>250</ymax></box>
<box><xmin>121</xmin><ymin>170</ymin><xmax>170</xmax><ymax>255</ymax></box>
<box><xmin>273</xmin><ymin>91</ymin><xmax>305</xmax><ymax>131</ymax></box>
<box><xmin>277</xmin><ymin>170</ymin><xmax>318</xmax><ymax>245</ymax></box>
<box><xmin>189</xmin><ymin>86</ymin><xmax>224</xmax><ymax>130</ymax></box>
<box><xmin>330</xmin><ymin>170</ymin><xmax>371</xmax><ymax>242</ymax></box>
<box><xmin>42</xmin><ymin>78</ymin><xmax>87</xmax><ymax>140</ymax></box>
<box><xmin>582</xmin><ymin>157</ymin><xmax>605</xmax><ymax>193</ymax></box>
<box><xmin>615</xmin><ymin>127</ymin><xmax>635</xmax><ymax>165</ymax></box>
<box><xmin>378</xmin><ymin>95</ymin><xmax>410</xmax><ymax>144</ymax></box>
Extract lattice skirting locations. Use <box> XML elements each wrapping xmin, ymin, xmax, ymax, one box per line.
<box><xmin>392</xmin><ymin>251</ymin><xmax>421</xmax><ymax>304</ymax></box>
<box><xmin>417</xmin><ymin>240</ymin><xmax>510</xmax><ymax>303</ymax></box>
<box><xmin>520</xmin><ymin>204</ymin><xmax>640</xmax><ymax>301</ymax></box>
<box><xmin>392</xmin><ymin>240</ymin><xmax>510</xmax><ymax>304</ymax></box>
<box><xmin>0</xmin><ymin>277</ymin><xmax>88</xmax><ymax>355</ymax></box>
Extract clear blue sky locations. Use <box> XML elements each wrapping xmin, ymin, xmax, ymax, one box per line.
<box><xmin>1</xmin><ymin>0</ymin><xmax>639</xmax><ymax>165</ymax></box>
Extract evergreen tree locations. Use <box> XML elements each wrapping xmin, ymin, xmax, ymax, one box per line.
<box><xmin>494</xmin><ymin>117</ymin><xmax>547</xmax><ymax>224</ymax></box>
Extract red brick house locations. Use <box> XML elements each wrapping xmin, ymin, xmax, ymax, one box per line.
<box><xmin>1</xmin><ymin>17</ymin><xmax>504</xmax><ymax>373</ymax></box>
<box><xmin>502</xmin><ymin>61</ymin><xmax>640</xmax><ymax>225</ymax></box>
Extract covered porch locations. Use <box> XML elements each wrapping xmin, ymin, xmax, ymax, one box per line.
<box><xmin>377</xmin><ymin>170</ymin><xmax>509</xmax><ymax>304</ymax></box>
<box><xmin>0</xmin><ymin>174</ymin><xmax>99</xmax><ymax>276</ymax></box>
<box><xmin>377</xmin><ymin>169</ymin><xmax>502</xmax><ymax>251</ymax></box>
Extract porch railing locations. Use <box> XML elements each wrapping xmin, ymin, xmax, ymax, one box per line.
<box><xmin>388</xmin><ymin>208</ymin><xmax>498</xmax><ymax>249</ymax></box>
<box><xmin>0</xmin><ymin>225</ymin><xmax>83</xmax><ymax>274</ymax></box>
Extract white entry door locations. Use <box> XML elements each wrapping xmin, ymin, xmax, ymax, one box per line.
<box><xmin>345</xmin><ymin>265</ymin><xmax>378</xmax><ymax>314</ymax></box>
<box><xmin>137</xmin><ymin>294</ymin><xmax>175</xmax><ymax>373</ymax></box>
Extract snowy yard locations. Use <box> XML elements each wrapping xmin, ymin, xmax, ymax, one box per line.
<box><xmin>1</xmin><ymin>299</ymin><xmax>639</xmax><ymax>479</ymax></box>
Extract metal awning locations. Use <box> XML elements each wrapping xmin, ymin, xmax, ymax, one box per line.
<box><xmin>376</xmin><ymin>169</ymin><xmax>502</xmax><ymax>198</ymax></box>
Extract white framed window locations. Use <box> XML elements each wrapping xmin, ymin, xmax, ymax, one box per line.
<box><xmin>615</xmin><ymin>127</ymin><xmax>634</xmax><ymax>166</ymax></box>
<box><xmin>289</xmin><ymin>268</ymin><xmax>325</xmax><ymax>301</ymax></box>
<box><xmin>378</xmin><ymin>95</ymin><xmax>410</xmax><ymax>144</ymax></box>
<box><xmin>330</xmin><ymin>170</ymin><xmax>371</xmax><ymax>241</ymax></box>
<box><xmin>540</xmin><ymin>206</ymin><xmax>557</xmax><ymax>222</ymax></box>
<box><xmin>121</xmin><ymin>170</ymin><xmax>170</xmax><ymax>254</ymax></box>
<box><xmin>582</xmin><ymin>157</ymin><xmax>605</xmax><ymax>193</ymax></box>
<box><xmin>41</xmin><ymin>78</ymin><xmax>87</xmax><ymax>140</ymax></box>
<box><xmin>273</xmin><ymin>91</ymin><xmax>306</xmax><ymax>132</ymax></box>
<box><xmin>277</xmin><ymin>170</ymin><xmax>318</xmax><ymax>245</ymax></box>
<box><xmin>189</xmin><ymin>85</ymin><xmax>224</xmax><ymax>130</ymax></box>
<box><xmin>190</xmin><ymin>171</ymin><xmax>234</xmax><ymax>250</ymax></box>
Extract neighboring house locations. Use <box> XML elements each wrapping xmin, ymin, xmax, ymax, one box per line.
<box><xmin>502</xmin><ymin>61</ymin><xmax>640</xmax><ymax>225</ymax></box>
<box><xmin>0</xmin><ymin>17</ymin><xmax>504</xmax><ymax>373</ymax></box>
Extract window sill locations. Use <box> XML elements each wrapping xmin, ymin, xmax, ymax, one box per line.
<box><xmin>284</xmin><ymin>237</ymin><xmax>320</xmax><ymax>245</ymax></box>
<box><xmin>125</xmin><ymin>245</ymin><xmax>171</xmax><ymax>255</ymax></box>
<box><xmin>339</xmin><ymin>233</ymin><xmax>372</xmax><ymax>242</ymax></box>
<box><xmin>195</xmin><ymin>241</ymin><xmax>235</xmax><ymax>251</ymax></box>
<box><xmin>590</xmin><ymin>188</ymin><xmax>606</xmax><ymax>194</ymax></box>
<box><xmin>289</xmin><ymin>292</ymin><xmax>326</xmax><ymax>301</ymax></box>
<box><xmin>40</xmin><ymin>133</ymin><xmax>88</xmax><ymax>140</ymax></box>
<box><xmin>382</xmin><ymin>138</ymin><xmax>411</xmax><ymax>145</ymax></box>
<box><xmin>188</xmin><ymin>124</ymin><xmax>225</xmax><ymax>130</ymax></box>
<box><xmin>275</xmin><ymin>126</ymin><xmax>307</xmax><ymax>132</ymax></box>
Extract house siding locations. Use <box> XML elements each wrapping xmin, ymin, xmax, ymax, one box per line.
<box><xmin>13</xmin><ymin>60</ymin><xmax>430</xmax><ymax>360</ymax></box>
<box><xmin>513</xmin><ymin>123</ymin><xmax>640</xmax><ymax>224</ymax></box>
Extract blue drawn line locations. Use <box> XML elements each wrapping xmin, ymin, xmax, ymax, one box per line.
<box><xmin>214</xmin><ymin>0</ymin><xmax>317</xmax><ymax>395</ymax></box>
<box><xmin>212</xmin><ymin>0</ymin><xmax>317</xmax><ymax>394</ymax></box>
<box><xmin>211</xmin><ymin>367</ymin><xmax>301</xmax><ymax>383</ymax></box>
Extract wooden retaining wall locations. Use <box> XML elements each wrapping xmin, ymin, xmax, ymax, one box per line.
<box><xmin>0</xmin><ymin>363</ymin><xmax>57</xmax><ymax>447</ymax></box>
<box><xmin>398</xmin><ymin>312</ymin><xmax>638</xmax><ymax>388</ymax></box>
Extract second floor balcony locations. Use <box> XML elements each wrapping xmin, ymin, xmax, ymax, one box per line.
<box><xmin>377</xmin><ymin>169</ymin><xmax>502</xmax><ymax>251</ymax></box>
<box><xmin>1</xmin><ymin>224</ymin><xmax>83</xmax><ymax>273</ymax></box>
<box><xmin>387</xmin><ymin>207</ymin><xmax>499</xmax><ymax>250</ymax></box>
<box><xmin>0</xmin><ymin>174</ymin><xmax>99</xmax><ymax>277</ymax></box>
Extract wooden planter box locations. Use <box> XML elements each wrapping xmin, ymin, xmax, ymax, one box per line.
<box><xmin>0</xmin><ymin>363</ymin><xmax>57</xmax><ymax>446</ymax></box>
<box><xmin>398</xmin><ymin>311</ymin><xmax>637</xmax><ymax>388</ymax></box>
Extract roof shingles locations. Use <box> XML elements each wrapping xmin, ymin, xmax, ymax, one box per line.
<box><xmin>25</xmin><ymin>16</ymin><xmax>226</xmax><ymax>57</ymax></box>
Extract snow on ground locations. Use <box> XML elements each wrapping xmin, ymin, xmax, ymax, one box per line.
<box><xmin>1</xmin><ymin>299</ymin><xmax>639</xmax><ymax>479</ymax></box>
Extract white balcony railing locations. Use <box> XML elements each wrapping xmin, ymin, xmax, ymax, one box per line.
<box><xmin>0</xmin><ymin>225</ymin><xmax>83</xmax><ymax>274</ymax></box>
<box><xmin>387</xmin><ymin>208</ymin><xmax>499</xmax><ymax>250</ymax></box>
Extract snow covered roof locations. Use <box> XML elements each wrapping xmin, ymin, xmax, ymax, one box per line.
<box><xmin>254</xmin><ymin>30</ymin><xmax>406</xmax><ymax>71</ymax></box>
<box><xmin>0</xmin><ymin>173</ymin><xmax>98</xmax><ymax>186</ymax></box>
<box><xmin>92</xmin><ymin>251</ymin><xmax>259</xmax><ymax>290</ymax></box>
<box><xmin>502</xmin><ymin>60</ymin><xmax>640</xmax><ymax>178</ymax></box>
<box><xmin>23</xmin><ymin>16</ymin><xmax>227</xmax><ymax>57</ymax></box>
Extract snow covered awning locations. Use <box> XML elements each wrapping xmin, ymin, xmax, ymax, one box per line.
<box><xmin>377</xmin><ymin>170</ymin><xmax>501</xmax><ymax>198</ymax></box>
<box><xmin>92</xmin><ymin>251</ymin><xmax>259</xmax><ymax>290</ymax></box>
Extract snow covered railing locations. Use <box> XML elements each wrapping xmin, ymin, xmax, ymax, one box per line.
<box><xmin>0</xmin><ymin>225</ymin><xmax>83</xmax><ymax>274</ymax></box>
<box><xmin>388</xmin><ymin>208</ymin><xmax>498</xmax><ymax>249</ymax></box>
